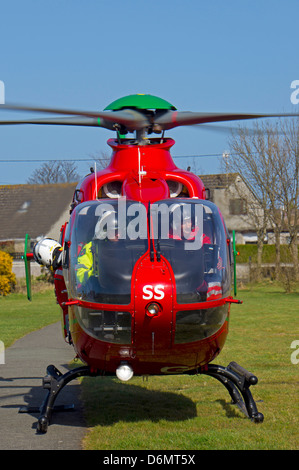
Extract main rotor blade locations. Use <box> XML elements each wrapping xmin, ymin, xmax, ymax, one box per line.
<box><xmin>154</xmin><ymin>110</ymin><xmax>299</xmax><ymax>130</ymax></box>
<box><xmin>0</xmin><ymin>104</ymin><xmax>149</xmax><ymax>131</ymax></box>
<box><xmin>1</xmin><ymin>103</ymin><xmax>297</xmax><ymax>133</ymax></box>
<box><xmin>192</xmin><ymin>123</ymin><xmax>288</xmax><ymax>136</ymax></box>
<box><xmin>0</xmin><ymin>116</ymin><xmax>117</xmax><ymax>130</ymax></box>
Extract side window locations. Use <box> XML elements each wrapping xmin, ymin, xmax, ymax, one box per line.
<box><xmin>98</xmin><ymin>181</ymin><xmax>123</xmax><ymax>199</ymax></box>
<box><xmin>166</xmin><ymin>180</ymin><xmax>190</xmax><ymax>198</ymax></box>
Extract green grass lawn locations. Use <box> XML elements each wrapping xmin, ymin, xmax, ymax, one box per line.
<box><xmin>0</xmin><ymin>289</ymin><xmax>60</xmax><ymax>347</ymax></box>
<box><xmin>0</xmin><ymin>283</ymin><xmax>298</xmax><ymax>449</ymax></box>
<box><xmin>80</xmin><ymin>283</ymin><xmax>299</xmax><ymax>450</ymax></box>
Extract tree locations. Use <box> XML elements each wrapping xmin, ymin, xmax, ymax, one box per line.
<box><xmin>273</xmin><ymin>118</ymin><xmax>299</xmax><ymax>280</ymax></box>
<box><xmin>227</xmin><ymin>119</ymin><xmax>299</xmax><ymax>281</ymax></box>
<box><xmin>88</xmin><ymin>150</ymin><xmax>111</xmax><ymax>171</ymax></box>
<box><xmin>27</xmin><ymin>160</ymin><xmax>80</xmax><ymax>184</ymax></box>
<box><xmin>226</xmin><ymin>122</ymin><xmax>276</xmax><ymax>279</ymax></box>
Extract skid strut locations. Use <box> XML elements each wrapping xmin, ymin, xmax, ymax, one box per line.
<box><xmin>20</xmin><ymin>364</ymin><xmax>100</xmax><ymax>433</ymax></box>
<box><xmin>196</xmin><ymin>361</ymin><xmax>264</xmax><ymax>422</ymax></box>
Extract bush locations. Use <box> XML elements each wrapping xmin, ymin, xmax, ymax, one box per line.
<box><xmin>0</xmin><ymin>251</ymin><xmax>16</xmax><ymax>295</ymax></box>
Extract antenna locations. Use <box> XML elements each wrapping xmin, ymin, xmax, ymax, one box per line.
<box><xmin>138</xmin><ymin>147</ymin><xmax>147</xmax><ymax>184</ymax></box>
<box><xmin>222</xmin><ymin>151</ymin><xmax>230</xmax><ymax>187</ymax></box>
<box><xmin>223</xmin><ymin>151</ymin><xmax>229</xmax><ymax>173</ymax></box>
<box><xmin>94</xmin><ymin>161</ymin><xmax>98</xmax><ymax>198</ymax></box>
<box><xmin>138</xmin><ymin>148</ymin><xmax>141</xmax><ymax>184</ymax></box>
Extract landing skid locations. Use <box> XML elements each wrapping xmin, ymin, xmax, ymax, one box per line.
<box><xmin>19</xmin><ymin>364</ymin><xmax>99</xmax><ymax>433</ymax></box>
<box><xmin>20</xmin><ymin>360</ymin><xmax>263</xmax><ymax>433</ymax></box>
<box><xmin>191</xmin><ymin>361</ymin><xmax>264</xmax><ymax>423</ymax></box>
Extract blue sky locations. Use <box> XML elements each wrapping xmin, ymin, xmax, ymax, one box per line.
<box><xmin>0</xmin><ymin>0</ymin><xmax>298</xmax><ymax>184</ymax></box>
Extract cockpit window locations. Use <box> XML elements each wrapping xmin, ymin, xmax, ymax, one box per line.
<box><xmin>150</xmin><ymin>199</ymin><xmax>231</xmax><ymax>303</ymax></box>
<box><xmin>68</xmin><ymin>199</ymin><xmax>148</xmax><ymax>304</ymax></box>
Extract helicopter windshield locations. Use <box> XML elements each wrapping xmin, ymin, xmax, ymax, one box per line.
<box><xmin>66</xmin><ymin>198</ymin><xmax>230</xmax><ymax>306</ymax></box>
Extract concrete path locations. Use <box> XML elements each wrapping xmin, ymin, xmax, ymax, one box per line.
<box><xmin>0</xmin><ymin>322</ymin><xmax>86</xmax><ymax>450</ymax></box>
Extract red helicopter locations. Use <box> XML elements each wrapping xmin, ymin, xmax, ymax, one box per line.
<box><xmin>2</xmin><ymin>93</ymin><xmax>295</xmax><ymax>433</ymax></box>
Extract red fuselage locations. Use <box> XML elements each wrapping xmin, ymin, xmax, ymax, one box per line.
<box><xmin>55</xmin><ymin>138</ymin><xmax>233</xmax><ymax>376</ymax></box>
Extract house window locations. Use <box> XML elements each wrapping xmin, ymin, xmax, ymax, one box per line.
<box><xmin>229</xmin><ymin>198</ymin><xmax>247</xmax><ymax>215</ymax></box>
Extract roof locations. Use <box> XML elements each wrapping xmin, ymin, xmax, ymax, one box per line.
<box><xmin>199</xmin><ymin>173</ymin><xmax>238</xmax><ymax>190</ymax></box>
<box><xmin>0</xmin><ymin>182</ymin><xmax>77</xmax><ymax>241</ymax></box>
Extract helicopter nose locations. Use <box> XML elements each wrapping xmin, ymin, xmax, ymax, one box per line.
<box><xmin>116</xmin><ymin>362</ymin><xmax>134</xmax><ymax>381</ymax></box>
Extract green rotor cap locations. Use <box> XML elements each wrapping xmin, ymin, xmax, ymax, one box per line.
<box><xmin>104</xmin><ymin>94</ymin><xmax>177</xmax><ymax>111</ymax></box>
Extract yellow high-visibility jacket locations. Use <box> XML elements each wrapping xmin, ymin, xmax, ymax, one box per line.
<box><xmin>76</xmin><ymin>241</ymin><xmax>93</xmax><ymax>283</ymax></box>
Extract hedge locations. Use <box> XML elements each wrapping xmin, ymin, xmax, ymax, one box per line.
<box><xmin>235</xmin><ymin>244</ymin><xmax>298</xmax><ymax>264</ymax></box>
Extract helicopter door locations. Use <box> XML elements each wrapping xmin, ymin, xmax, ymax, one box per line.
<box><xmin>133</xmin><ymin>254</ymin><xmax>174</xmax><ymax>359</ymax></box>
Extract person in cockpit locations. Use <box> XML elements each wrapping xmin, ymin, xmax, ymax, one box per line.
<box><xmin>75</xmin><ymin>210</ymin><xmax>118</xmax><ymax>289</ymax></box>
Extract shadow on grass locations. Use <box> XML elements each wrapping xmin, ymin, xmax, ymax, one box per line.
<box><xmin>0</xmin><ymin>363</ymin><xmax>86</xmax><ymax>431</ymax></box>
<box><xmin>80</xmin><ymin>376</ymin><xmax>197</xmax><ymax>427</ymax></box>
<box><xmin>216</xmin><ymin>399</ymin><xmax>245</xmax><ymax>420</ymax></box>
